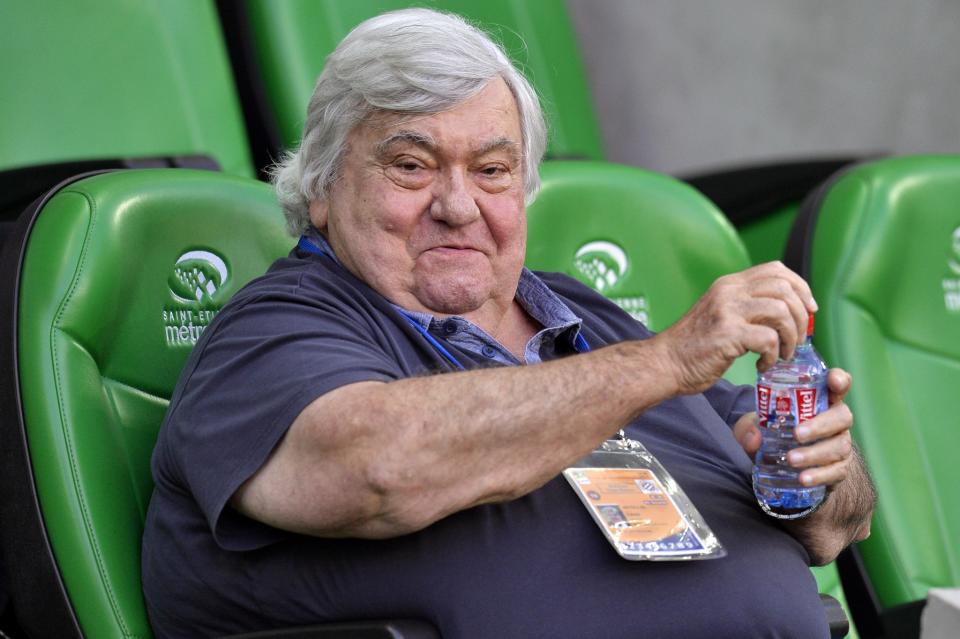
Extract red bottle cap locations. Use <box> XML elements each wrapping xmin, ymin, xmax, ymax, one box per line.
<box><xmin>807</xmin><ymin>313</ymin><xmax>815</xmax><ymax>337</ymax></box>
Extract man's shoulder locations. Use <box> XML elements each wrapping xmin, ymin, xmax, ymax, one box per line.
<box><xmin>230</xmin><ymin>253</ymin><xmax>372</xmax><ymax>308</ymax></box>
<box><xmin>183</xmin><ymin>253</ymin><xmax>388</xmax><ymax>364</ymax></box>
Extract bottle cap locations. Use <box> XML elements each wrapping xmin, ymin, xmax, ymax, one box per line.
<box><xmin>807</xmin><ymin>313</ymin><xmax>815</xmax><ymax>337</ymax></box>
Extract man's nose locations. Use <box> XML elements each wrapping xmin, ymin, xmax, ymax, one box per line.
<box><xmin>430</xmin><ymin>170</ymin><xmax>480</xmax><ymax>226</ymax></box>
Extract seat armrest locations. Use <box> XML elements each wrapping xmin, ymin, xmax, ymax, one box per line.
<box><xmin>820</xmin><ymin>594</ymin><xmax>850</xmax><ymax>639</ymax></box>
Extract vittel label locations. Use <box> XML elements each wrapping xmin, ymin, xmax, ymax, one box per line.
<box><xmin>795</xmin><ymin>388</ymin><xmax>818</xmax><ymax>423</ymax></box>
<box><xmin>758</xmin><ymin>381</ymin><xmax>827</xmax><ymax>427</ymax></box>
<box><xmin>757</xmin><ymin>384</ymin><xmax>772</xmax><ymax>418</ymax></box>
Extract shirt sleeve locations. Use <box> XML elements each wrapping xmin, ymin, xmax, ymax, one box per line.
<box><xmin>162</xmin><ymin>281</ymin><xmax>407</xmax><ymax>551</ymax></box>
<box><xmin>702</xmin><ymin>378</ymin><xmax>756</xmax><ymax>429</ymax></box>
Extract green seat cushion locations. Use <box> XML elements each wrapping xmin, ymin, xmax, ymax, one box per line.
<box><xmin>17</xmin><ymin>169</ymin><xmax>290</xmax><ymax>637</ymax></box>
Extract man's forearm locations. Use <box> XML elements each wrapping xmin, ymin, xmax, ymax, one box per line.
<box><xmin>237</xmin><ymin>337</ymin><xmax>681</xmax><ymax>538</ymax></box>
<box><xmin>784</xmin><ymin>447</ymin><xmax>876</xmax><ymax>565</ymax></box>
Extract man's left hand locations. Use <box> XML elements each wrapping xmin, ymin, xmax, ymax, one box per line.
<box><xmin>734</xmin><ymin>367</ymin><xmax>874</xmax><ymax>563</ymax></box>
<box><xmin>733</xmin><ymin>368</ymin><xmax>854</xmax><ymax>490</ymax></box>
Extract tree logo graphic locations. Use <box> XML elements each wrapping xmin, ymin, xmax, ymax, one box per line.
<box><xmin>168</xmin><ymin>250</ymin><xmax>229</xmax><ymax>304</ymax></box>
<box><xmin>573</xmin><ymin>241</ymin><xmax>628</xmax><ymax>293</ymax></box>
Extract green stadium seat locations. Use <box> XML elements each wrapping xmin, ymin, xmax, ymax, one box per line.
<box><xmin>528</xmin><ymin>160</ymin><xmax>854</xmax><ymax>637</ymax></box>
<box><xmin>786</xmin><ymin>155</ymin><xmax>960</xmax><ymax>638</ymax></box>
<box><xmin>220</xmin><ymin>0</ymin><xmax>604</xmax><ymax>173</ymax></box>
<box><xmin>0</xmin><ymin>1</ymin><xmax>254</xmax><ymax>181</ymax></box>
<box><xmin>0</xmin><ymin>169</ymin><xmax>437</xmax><ymax>638</ymax></box>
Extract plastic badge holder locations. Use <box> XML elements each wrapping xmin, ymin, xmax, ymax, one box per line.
<box><xmin>563</xmin><ymin>437</ymin><xmax>725</xmax><ymax>561</ymax></box>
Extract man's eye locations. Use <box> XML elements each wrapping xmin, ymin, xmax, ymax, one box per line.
<box><xmin>475</xmin><ymin>164</ymin><xmax>514</xmax><ymax>193</ymax></box>
<box><xmin>385</xmin><ymin>160</ymin><xmax>432</xmax><ymax>188</ymax></box>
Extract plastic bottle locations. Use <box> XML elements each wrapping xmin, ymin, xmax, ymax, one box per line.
<box><xmin>753</xmin><ymin>314</ymin><xmax>828</xmax><ymax>518</ymax></box>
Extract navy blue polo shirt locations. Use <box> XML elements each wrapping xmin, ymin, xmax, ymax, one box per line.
<box><xmin>142</xmin><ymin>246</ymin><xmax>828</xmax><ymax>638</ymax></box>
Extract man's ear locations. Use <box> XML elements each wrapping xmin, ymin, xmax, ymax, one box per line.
<box><xmin>308</xmin><ymin>199</ymin><xmax>329</xmax><ymax>232</ymax></box>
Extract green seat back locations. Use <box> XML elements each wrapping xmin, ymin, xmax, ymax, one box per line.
<box><xmin>0</xmin><ymin>1</ymin><xmax>253</xmax><ymax>177</ymax></box>
<box><xmin>242</xmin><ymin>0</ymin><xmax>604</xmax><ymax>161</ymax></box>
<box><xmin>526</xmin><ymin>161</ymin><xmax>755</xmax><ymax>384</ymax></box>
<box><xmin>795</xmin><ymin>155</ymin><xmax>960</xmax><ymax>609</ymax></box>
<box><xmin>528</xmin><ymin>161</ymin><xmax>855</xmax><ymax>634</ymax></box>
<box><xmin>16</xmin><ymin>170</ymin><xmax>290</xmax><ymax>637</ymax></box>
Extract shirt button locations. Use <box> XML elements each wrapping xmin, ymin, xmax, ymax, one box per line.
<box><xmin>481</xmin><ymin>345</ymin><xmax>497</xmax><ymax>358</ymax></box>
<box><xmin>442</xmin><ymin>319</ymin><xmax>458</xmax><ymax>335</ymax></box>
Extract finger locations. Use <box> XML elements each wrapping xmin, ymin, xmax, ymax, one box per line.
<box><xmin>798</xmin><ymin>457</ymin><xmax>851</xmax><ymax>488</ymax></box>
<box><xmin>827</xmin><ymin>368</ymin><xmax>853</xmax><ymax>405</ymax></box>
<box><xmin>746</xmin><ymin>276</ymin><xmax>809</xmax><ymax>351</ymax></box>
<box><xmin>739</xmin><ymin>297</ymin><xmax>800</xmax><ymax>360</ymax></box>
<box><xmin>733</xmin><ymin>413</ymin><xmax>762</xmax><ymax>455</ymax></box>
<box><xmin>795</xmin><ymin>402</ymin><xmax>853</xmax><ymax>443</ymax></box>
<box><xmin>743</xmin><ymin>324</ymin><xmax>780</xmax><ymax>372</ymax></box>
<box><xmin>788</xmin><ymin>431</ymin><xmax>853</xmax><ymax>469</ymax></box>
<box><xmin>752</xmin><ymin>261</ymin><xmax>818</xmax><ymax>314</ymax></box>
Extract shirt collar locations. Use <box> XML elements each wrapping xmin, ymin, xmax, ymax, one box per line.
<box><xmin>302</xmin><ymin>226</ymin><xmax>339</xmax><ymax>262</ymax></box>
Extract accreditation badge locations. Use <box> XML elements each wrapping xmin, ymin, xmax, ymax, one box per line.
<box><xmin>563</xmin><ymin>437</ymin><xmax>725</xmax><ymax>561</ymax></box>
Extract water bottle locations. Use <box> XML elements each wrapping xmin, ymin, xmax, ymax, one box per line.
<box><xmin>753</xmin><ymin>314</ymin><xmax>828</xmax><ymax>518</ymax></box>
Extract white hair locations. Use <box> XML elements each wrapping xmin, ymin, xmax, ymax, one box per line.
<box><xmin>271</xmin><ymin>7</ymin><xmax>548</xmax><ymax>236</ymax></box>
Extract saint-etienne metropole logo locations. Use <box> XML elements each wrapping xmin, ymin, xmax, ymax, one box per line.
<box><xmin>162</xmin><ymin>250</ymin><xmax>229</xmax><ymax>347</ymax></box>
<box><xmin>572</xmin><ymin>240</ymin><xmax>649</xmax><ymax>324</ymax></box>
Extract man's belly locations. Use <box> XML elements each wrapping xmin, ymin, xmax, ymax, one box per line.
<box><xmin>246</xmin><ymin>473</ymin><xmax>827</xmax><ymax>639</ymax></box>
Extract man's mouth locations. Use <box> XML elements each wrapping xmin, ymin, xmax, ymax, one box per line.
<box><xmin>426</xmin><ymin>245</ymin><xmax>483</xmax><ymax>255</ymax></box>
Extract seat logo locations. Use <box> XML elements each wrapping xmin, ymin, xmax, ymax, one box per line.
<box><xmin>573</xmin><ymin>241</ymin><xmax>649</xmax><ymax>325</ymax></box>
<box><xmin>944</xmin><ymin>226</ymin><xmax>960</xmax><ymax>312</ymax></box>
<box><xmin>169</xmin><ymin>250</ymin><xmax>229</xmax><ymax>303</ymax></box>
<box><xmin>574</xmin><ymin>241</ymin><xmax>627</xmax><ymax>293</ymax></box>
<box><xmin>162</xmin><ymin>249</ymin><xmax>229</xmax><ymax>347</ymax></box>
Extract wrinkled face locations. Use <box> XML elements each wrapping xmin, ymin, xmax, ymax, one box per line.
<box><xmin>309</xmin><ymin>78</ymin><xmax>527</xmax><ymax>320</ymax></box>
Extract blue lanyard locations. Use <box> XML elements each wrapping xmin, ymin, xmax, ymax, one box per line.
<box><xmin>297</xmin><ymin>235</ymin><xmax>327</xmax><ymax>256</ymax></box>
<box><xmin>574</xmin><ymin>332</ymin><xmax>591</xmax><ymax>353</ymax></box>
<box><xmin>395</xmin><ymin>309</ymin><xmax>467</xmax><ymax>370</ymax></box>
<box><xmin>297</xmin><ymin>234</ymin><xmax>590</xmax><ymax>369</ymax></box>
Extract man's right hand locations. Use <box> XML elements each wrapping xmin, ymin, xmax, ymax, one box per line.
<box><xmin>655</xmin><ymin>261</ymin><xmax>819</xmax><ymax>395</ymax></box>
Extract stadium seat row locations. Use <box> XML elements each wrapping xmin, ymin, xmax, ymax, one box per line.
<box><xmin>0</xmin><ymin>1</ymin><xmax>601</xmax><ymax>196</ymax></box>
<box><xmin>0</xmin><ymin>161</ymin><xmax>854</xmax><ymax>639</ymax></box>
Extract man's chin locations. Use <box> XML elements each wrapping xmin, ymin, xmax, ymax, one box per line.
<box><xmin>412</xmin><ymin>280</ymin><xmax>492</xmax><ymax>316</ymax></box>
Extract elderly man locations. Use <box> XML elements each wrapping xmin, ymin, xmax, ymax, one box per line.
<box><xmin>142</xmin><ymin>8</ymin><xmax>874</xmax><ymax>638</ymax></box>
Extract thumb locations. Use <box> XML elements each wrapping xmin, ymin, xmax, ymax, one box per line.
<box><xmin>734</xmin><ymin>412</ymin><xmax>762</xmax><ymax>456</ymax></box>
